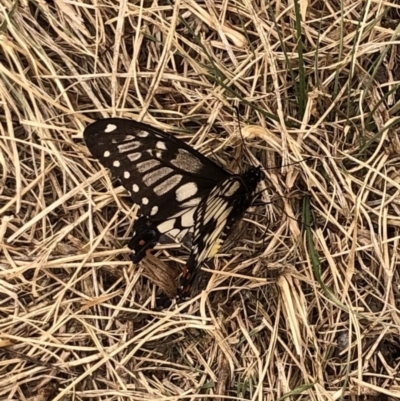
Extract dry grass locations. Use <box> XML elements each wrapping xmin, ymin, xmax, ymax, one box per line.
<box><xmin>1</xmin><ymin>0</ymin><xmax>400</xmax><ymax>400</ymax></box>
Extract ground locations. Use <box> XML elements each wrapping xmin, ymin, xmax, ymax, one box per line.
<box><xmin>0</xmin><ymin>1</ymin><xmax>400</xmax><ymax>400</ymax></box>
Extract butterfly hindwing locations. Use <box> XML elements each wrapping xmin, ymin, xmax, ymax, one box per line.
<box><xmin>179</xmin><ymin>167</ymin><xmax>264</xmax><ymax>297</ymax></box>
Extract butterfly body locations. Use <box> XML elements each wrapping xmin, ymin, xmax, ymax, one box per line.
<box><xmin>84</xmin><ymin>118</ymin><xmax>263</xmax><ymax>297</ymax></box>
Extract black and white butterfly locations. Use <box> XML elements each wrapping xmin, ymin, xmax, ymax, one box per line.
<box><xmin>84</xmin><ymin>118</ymin><xmax>264</xmax><ymax>297</ymax></box>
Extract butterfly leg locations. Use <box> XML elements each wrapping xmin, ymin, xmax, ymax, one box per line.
<box><xmin>178</xmin><ymin>261</ymin><xmax>195</xmax><ymax>299</ymax></box>
<box><xmin>128</xmin><ymin>216</ymin><xmax>160</xmax><ymax>263</ymax></box>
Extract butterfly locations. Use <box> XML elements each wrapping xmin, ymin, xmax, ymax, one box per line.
<box><xmin>84</xmin><ymin>118</ymin><xmax>264</xmax><ymax>298</ymax></box>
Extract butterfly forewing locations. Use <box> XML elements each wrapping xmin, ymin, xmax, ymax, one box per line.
<box><xmin>84</xmin><ymin>119</ymin><xmax>230</xmax><ymax>219</ymax></box>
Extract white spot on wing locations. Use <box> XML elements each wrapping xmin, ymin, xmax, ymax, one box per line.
<box><xmin>137</xmin><ymin>131</ymin><xmax>149</xmax><ymax>137</ymax></box>
<box><xmin>137</xmin><ymin>160</ymin><xmax>160</xmax><ymax>173</ymax></box>
<box><xmin>156</xmin><ymin>141</ymin><xmax>167</xmax><ymax>150</ymax></box>
<box><xmin>170</xmin><ymin>149</ymin><xmax>203</xmax><ymax>173</ymax></box>
<box><xmin>225</xmin><ymin>181</ymin><xmax>241</xmax><ymax>196</ymax></box>
<box><xmin>204</xmin><ymin>199</ymin><xmax>225</xmax><ymax>224</ymax></box>
<box><xmin>128</xmin><ymin>152</ymin><xmax>141</xmax><ymax>162</ymax></box>
<box><xmin>113</xmin><ymin>160</ymin><xmax>120</xmax><ymax>167</ymax></box>
<box><xmin>176</xmin><ymin>182</ymin><xmax>198</xmax><ymax>202</ymax></box>
<box><xmin>142</xmin><ymin>197</ymin><xmax>149</xmax><ymax>205</ymax></box>
<box><xmin>124</xmin><ymin>171</ymin><xmax>130</xmax><ymax>179</ymax></box>
<box><xmin>153</xmin><ymin>175</ymin><xmax>183</xmax><ymax>196</ymax></box>
<box><xmin>151</xmin><ymin>206</ymin><xmax>158</xmax><ymax>216</ymax></box>
<box><xmin>105</xmin><ymin>124</ymin><xmax>117</xmax><ymax>133</ymax></box>
<box><xmin>143</xmin><ymin>167</ymin><xmax>173</xmax><ymax>186</ymax></box>
<box><xmin>181</xmin><ymin>197</ymin><xmax>201</xmax><ymax>208</ymax></box>
<box><xmin>103</xmin><ymin>150</ymin><xmax>111</xmax><ymax>157</ymax></box>
<box><xmin>213</xmin><ymin>203</ymin><xmax>233</xmax><ymax>226</ymax></box>
<box><xmin>157</xmin><ymin>219</ymin><xmax>175</xmax><ymax>233</ymax></box>
<box><xmin>168</xmin><ymin>228</ymin><xmax>181</xmax><ymax>238</ymax></box>
<box><xmin>181</xmin><ymin>208</ymin><xmax>195</xmax><ymax>227</ymax></box>
<box><xmin>216</xmin><ymin>207</ymin><xmax>233</xmax><ymax>227</ymax></box>
<box><xmin>118</xmin><ymin>141</ymin><xmax>141</xmax><ymax>153</ymax></box>
<box><xmin>132</xmin><ymin>184</ymin><xmax>139</xmax><ymax>192</ymax></box>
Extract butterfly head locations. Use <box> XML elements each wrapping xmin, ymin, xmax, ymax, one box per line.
<box><xmin>242</xmin><ymin>166</ymin><xmax>264</xmax><ymax>190</ymax></box>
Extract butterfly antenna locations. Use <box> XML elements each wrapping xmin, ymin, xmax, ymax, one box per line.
<box><xmin>246</xmin><ymin>202</ymin><xmax>313</xmax><ymax>229</ymax></box>
<box><xmin>243</xmin><ymin>206</ymin><xmax>311</xmax><ymax>254</ymax></box>
<box><xmin>234</xmin><ymin>105</ymin><xmax>313</xmax><ymax>172</ymax></box>
<box><xmin>233</xmin><ymin>105</ymin><xmax>262</xmax><ymax>170</ymax></box>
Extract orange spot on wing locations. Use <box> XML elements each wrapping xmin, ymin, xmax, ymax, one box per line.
<box><xmin>208</xmin><ymin>239</ymin><xmax>223</xmax><ymax>257</ymax></box>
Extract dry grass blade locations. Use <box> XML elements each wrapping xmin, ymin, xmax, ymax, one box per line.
<box><xmin>1</xmin><ymin>0</ymin><xmax>400</xmax><ymax>400</ymax></box>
